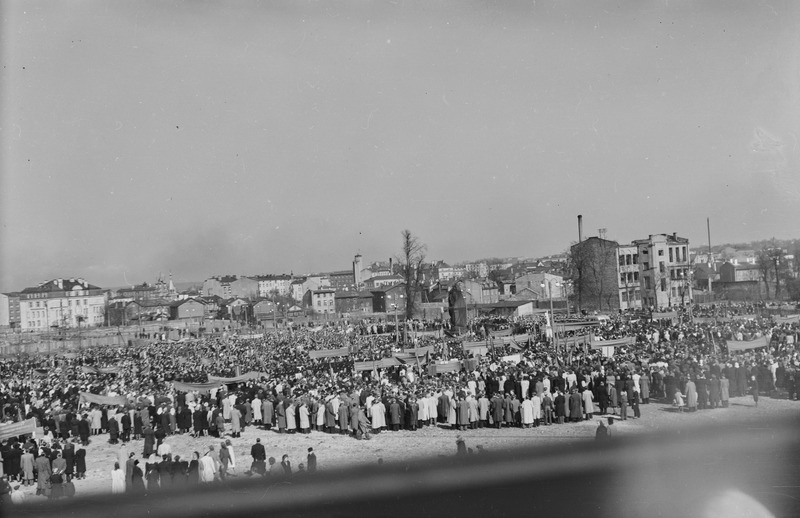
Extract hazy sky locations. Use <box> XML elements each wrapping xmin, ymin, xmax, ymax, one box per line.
<box><xmin>2</xmin><ymin>0</ymin><xmax>799</xmax><ymax>292</ymax></box>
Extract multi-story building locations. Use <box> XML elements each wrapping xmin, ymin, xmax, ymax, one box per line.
<box><xmin>253</xmin><ymin>274</ymin><xmax>293</xmax><ymax>298</ymax></box>
<box><xmin>290</xmin><ymin>275</ymin><xmax>330</xmax><ymax>302</ymax></box>
<box><xmin>202</xmin><ymin>275</ymin><xmax>259</xmax><ymax>299</ymax></box>
<box><xmin>464</xmin><ymin>262</ymin><xmax>489</xmax><ymax>279</ymax></box>
<box><xmin>326</xmin><ymin>271</ymin><xmax>356</xmax><ymax>291</ymax></box>
<box><xmin>617</xmin><ymin>244</ymin><xmax>641</xmax><ymax>310</ymax></box>
<box><xmin>433</xmin><ymin>261</ymin><xmax>465</xmax><ymax>282</ymax></box>
<box><xmin>13</xmin><ymin>278</ymin><xmax>108</xmax><ymax>331</ymax></box>
<box><xmin>364</xmin><ymin>274</ymin><xmax>403</xmax><ymax>290</ymax></box>
<box><xmin>633</xmin><ymin>233</ymin><xmax>692</xmax><ymax>308</ymax></box>
<box><xmin>462</xmin><ymin>279</ymin><xmax>500</xmax><ymax>304</ymax></box>
<box><xmin>0</xmin><ymin>293</ymin><xmax>20</xmax><ymax>328</ymax></box>
<box><xmin>334</xmin><ymin>291</ymin><xmax>374</xmax><ymax>315</ymax></box>
<box><xmin>513</xmin><ymin>272</ymin><xmax>565</xmax><ymax>301</ymax></box>
<box><xmin>303</xmin><ymin>288</ymin><xmax>336</xmax><ymax>315</ymax></box>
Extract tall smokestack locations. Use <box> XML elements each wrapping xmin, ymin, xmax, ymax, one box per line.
<box><xmin>578</xmin><ymin>215</ymin><xmax>583</xmax><ymax>243</ymax></box>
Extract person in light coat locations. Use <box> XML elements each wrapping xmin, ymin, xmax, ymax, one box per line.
<box><xmin>582</xmin><ymin>387</ymin><xmax>595</xmax><ymax>420</ymax></box>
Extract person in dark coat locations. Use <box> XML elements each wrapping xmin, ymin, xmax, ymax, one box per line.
<box><xmin>121</xmin><ymin>412</ymin><xmax>132</xmax><ymax>443</ymax></box>
<box><xmin>62</xmin><ymin>441</ymin><xmax>75</xmax><ymax>481</ymax></box>
<box><xmin>130</xmin><ymin>460</ymin><xmax>146</xmax><ymax>494</ymax></box>
<box><xmin>187</xmin><ymin>452</ymin><xmax>200</xmax><ymax>484</ymax></box>
<box><xmin>142</xmin><ymin>425</ymin><xmax>155</xmax><ymax>456</ymax></box>
<box><xmin>74</xmin><ymin>446</ymin><xmax>86</xmax><ymax>479</ymax></box>
<box><xmin>338</xmin><ymin>398</ymin><xmax>351</xmax><ymax>434</ymax></box>
<box><xmin>77</xmin><ymin>415</ymin><xmax>90</xmax><ymax>446</ymax></box>
<box><xmin>596</xmin><ymin>382</ymin><xmax>609</xmax><ymax>415</ymax></box>
<box><xmin>133</xmin><ymin>411</ymin><xmax>143</xmax><ymax>440</ymax></box>
<box><xmin>107</xmin><ymin>417</ymin><xmax>119</xmax><ymax>444</ymax></box>
<box><xmin>554</xmin><ymin>390</ymin><xmax>567</xmax><ymax>424</ymax></box>
<box><xmin>750</xmin><ymin>375</ymin><xmax>760</xmax><ymax>407</ymax></box>
<box><xmin>388</xmin><ymin>399</ymin><xmax>401</xmax><ymax>432</ymax></box>
<box><xmin>708</xmin><ymin>374</ymin><xmax>721</xmax><ymax>408</ymax></box>
<box><xmin>490</xmin><ymin>394</ymin><xmax>504</xmax><ymax>428</ymax></box>
<box><xmin>250</xmin><ymin>438</ymin><xmax>266</xmax><ymax>475</ymax></box>
<box><xmin>569</xmin><ymin>389</ymin><xmax>583</xmax><ymax>422</ymax></box>
<box><xmin>306</xmin><ymin>448</ymin><xmax>317</xmax><ymax>474</ymax></box>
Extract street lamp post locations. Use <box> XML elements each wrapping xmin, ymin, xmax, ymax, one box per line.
<box><xmin>541</xmin><ymin>279</ymin><xmax>562</xmax><ymax>361</ymax></box>
<box><xmin>391</xmin><ymin>303</ymin><xmax>399</xmax><ymax>343</ymax></box>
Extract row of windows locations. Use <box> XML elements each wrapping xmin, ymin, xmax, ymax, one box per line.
<box><xmin>316</xmin><ymin>300</ymin><xmax>334</xmax><ymax>307</ymax></box>
<box><xmin>27</xmin><ymin>299</ymin><xmax>91</xmax><ymax>309</ymax></box>
<box><xmin>618</xmin><ymin>254</ymin><xmax>639</xmax><ymax>266</ymax></box>
<box><xmin>619</xmin><ymin>272</ymin><xmax>640</xmax><ymax>284</ymax></box>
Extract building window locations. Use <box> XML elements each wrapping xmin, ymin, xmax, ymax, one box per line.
<box><xmin>633</xmin><ymin>272</ymin><xmax>639</xmax><ymax>281</ymax></box>
<box><xmin>658</xmin><ymin>249</ymin><xmax>664</xmax><ymax>256</ymax></box>
<box><xmin>619</xmin><ymin>255</ymin><xmax>625</xmax><ymax>267</ymax></box>
<box><xmin>682</xmin><ymin>247</ymin><xmax>687</xmax><ymax>261</ymax></box>
<box><xmin>659</xmin><ymin>262</ymin><xmax>665</xmax><ymax>273</ymax></box>
<box><xmin>633</xmin><ymin>254</ymin><xmax>638</xmax><ymax>264</ymax></box>
<box><xmin>660</xmin><ymin>278</ymin><xmax>667</xmax><ymax>292</ymax></box>
<box><xmin>669</xmin><ymin>248</ymin><xmax>674</xmax><ymax>262</ymax></box>
<box><xmin>643</xmin><ymin>262</ymin><xmax>650</xmax><ymax>271</ymax></box>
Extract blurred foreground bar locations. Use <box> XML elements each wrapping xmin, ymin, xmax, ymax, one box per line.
<box><xmin>10</xmin><ymin>417</ymin><xmax>800</xmax><ymax>518</ymax></box>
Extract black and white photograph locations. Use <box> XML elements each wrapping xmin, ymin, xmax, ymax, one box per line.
<box><xmin>1</xmin><ymin>1</ymin><xmax>799</xmax><ymax>516</ymax></box>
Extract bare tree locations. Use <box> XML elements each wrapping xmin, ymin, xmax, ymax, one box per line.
<box><xmin>568</xmin><ymin>237</ymin><xmax>617</xmax><ymax>312</ymax></box>
<box><xmin>397</xmin><ymin>230</ymin><xmax>427</xmax><ymax>319</ymax></box>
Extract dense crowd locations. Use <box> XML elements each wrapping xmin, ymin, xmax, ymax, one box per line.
<box><xmin>1</xmin><ymin>302</ymin><xmax>799</xmax><ymax>500</ymax></box>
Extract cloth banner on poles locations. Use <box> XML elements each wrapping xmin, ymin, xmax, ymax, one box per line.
<box><xmin>80</xmin><ymin>366</ymin><xmax>121</xmax><ymax>375</ymax></box>
<box><xmin>589</xmin><ymin>337</ymin><xmax>635</xmax><ymax>350</ymax></box>
<box><xmin>32</xmin><ymin>369</ymin><xmax>49</xmax><ymax>378</ymax></box>
<box><xmin>172</xmin><ymin>381</ymin><xmax>222</xmax><ymax>393</ymax></box>
<box><xmin>79</xmin><ymin>392</ymin><xmax>128</xmax><ymax>406</ymax></box>
<box><xmin>401</xmin><ymin>345</ymin><xmax>434</xmax><ymax>356</ymax></box>
<box><xmin>775</xmin><ymin>315</ymin><xmax>800</xmax><ymax>324</ymax></box>
<box><xmin>427</xmin><ymin>360</ymin><xmax>462</xmax><ymax>375</ymax></box>
<box><xmin>354</xmin><ymin>361</ymin><xmax>380</xmax><ymax>372</ymax></box>
<box><xmin>652</xmin><ymin>312</ymin><xmax>678</xmax><ymax>320</ymax></box>
<box><xmin>0</xmin><ymin>418</ymin><xmax>37</xmax><ymax>441</ymax></box>
<box><xmin>732</xmin><ymin>314</ymin><xmax>757</xmax><ymax>321</ymax></box>
<box><xmin>501</xmin><ymin>354</ymin><xmax>521</xmax><ymax>363</ymax></box>
<box><xmin>727</xmin><ymin>336</ymin><xmax>769</xmax><ymax>351</ymax></box>
<box><xmin>308</xmin><ymin>347</ymin><xmax>350</xmax><ymax>359</ymax></box>
<box><xmin>207</xmin><ymin>371</ymin><xmax>267</xmax><ymax>383</ymax></box>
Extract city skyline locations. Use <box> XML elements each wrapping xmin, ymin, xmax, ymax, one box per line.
<box><xmin>2</xmin><ymin>1</ymin><xmax>799</xmax><ymax>293</ymax></box>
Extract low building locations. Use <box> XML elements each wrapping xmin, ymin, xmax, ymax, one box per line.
<box><xmin>719</xmin><ymin>262</ymin><xmax>762</xmax><ymax>283</ymax></box>
<box><xmin>513</xmin><ymin>272</ymin><xmax>564</xmax><ymax>300</ymax></box>
<box><xmin>334</xmin><ymin>291</ymin><xmax>374</xmax><ymax>315</ymax></box>
<box><xmin>371</xmin><ymin>284</ymin><xmax>406</xmax><ymax>314</ymax></box>
<box><xmin>169</xmin><ymin>298</ymin><xmax>206</xmax><ymax>320</ymax></box>
<box><xmin>253</xmin><ymin>299</ymin><xmax>278</xmax><ymax>321</ymax></box>
<box><xmin>462</xmin><ymin>279</ymin><xmax>500</xmax><ymax>304</ymax></box>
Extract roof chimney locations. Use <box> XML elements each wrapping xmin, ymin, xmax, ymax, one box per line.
<box><xmin>577</xmin><ymin>215</ymin><xmax>583</xmax><ymax>243</ymax></box>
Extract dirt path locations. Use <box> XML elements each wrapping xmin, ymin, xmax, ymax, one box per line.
<box><xmin>14</xmin><ymin>395</ymin><xmax>800</xmax><ymax>500</ymax></box>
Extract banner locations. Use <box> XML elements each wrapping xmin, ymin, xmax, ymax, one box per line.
<box><xmin>401</xmin><ymin>345</ymin><xmax>434</xmax><ymax>357</ymax></box>
<box><xmin>354</xmin><ymin>361</ymin><xmax>380</xmax><ymax>372</ymax></box>
<box><xmin>79</xmin><ymin>392</ymin><xmax>128</xmax><ymax>406</ymax></box>
<box><xmin>32</xmin><ymin>368</ymin><xmax>49</xmax><ymax>378</ymax></box>
<box><xmin>556</xmin><ymin>321</ymin><xmax>601</xmax><ymax>332</ymax></box>
<box><xmin>172</xmin><ymin>381</ymin><xmax>223</xmax><ymax>393</ymax></box>
<box><xmin>308</xmin><ymin>347</ymin><xmax>350</xmax><ymax>359</ymax></box>
<box><xmin>427</xmin><ymin>360</ymin><xmax>462</xmax><ymax>375</ymax></box>
<box><xmin>732</xmin><ymin>314</ymin><xmax>757</xmax><ymax>321</ymax></box>
<box><xmin>0</xmin><ymin>418</ymin><xmax>37</xmax><ymax>441</ymax></box>
<box><xmin>652</xmin><ymin>312</ymin><xmax>678</xmax><ymax>320</ymax></box>
<box><xmin>207</xmin><ymin>371</ymin><xmax>268</xmax><ymax>383</ymax></box>
<box><xmin>238</xmin><ymin>333</ymin><xmax>264</xmax><ymax>340</ymax></box>
<box><xmin>775</xmin><ymin>315</ymin><xmax>800</xmax><ymax>324</ymax></box>
<box><xmin>589</xmin><ymin>337</ymin><xmax>635</xmax><ymax>350</ymax></box>
<box><xmin>80</xmin><ymin>366</ymin><xmax>121</xmax><ymax>375</ymax></box>
<box><xmin>501</xmin><ymin>354</ymin><xmax>521</xmax><ymax>363</ymax></box>
<box><xmin>727</xmin><ymin>336</ymin><xmax>769</xmax><ymax>351</ymax></box>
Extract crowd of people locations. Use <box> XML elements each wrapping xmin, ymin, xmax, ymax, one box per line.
<box><xmin>1</xmin><ymin>302</ymin><xmax>799</xmax><ymax>501</ymax></box>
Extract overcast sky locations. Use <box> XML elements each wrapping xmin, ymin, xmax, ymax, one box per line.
<box><xmin>1</xmin><ymin>0</ymin><xmax>798</xmax><ymax>292</ymax></box>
